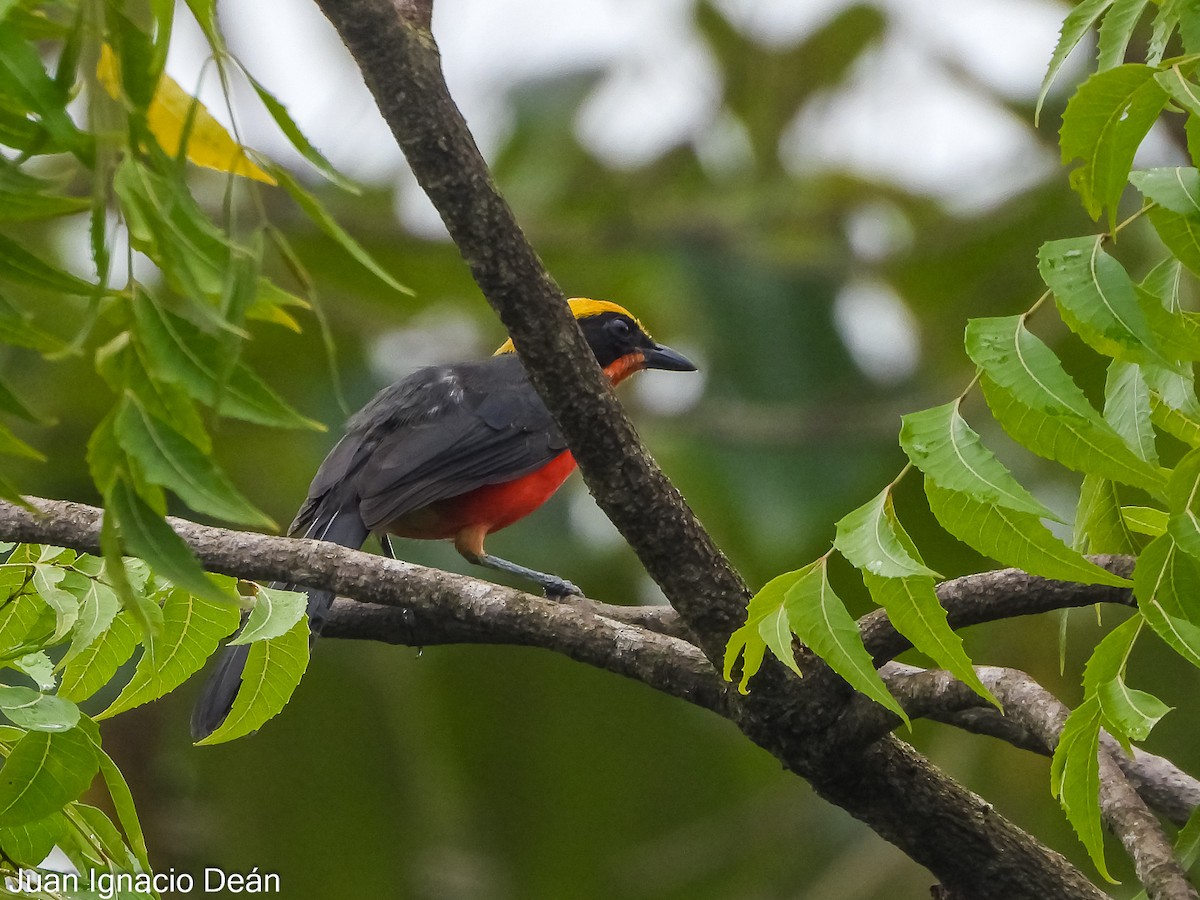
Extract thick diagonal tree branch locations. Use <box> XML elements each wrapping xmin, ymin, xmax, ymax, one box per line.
<box><xmin>298</xmin><ymin>3</ymin><xmax>1117</xmax><ymax>897</ymax></box>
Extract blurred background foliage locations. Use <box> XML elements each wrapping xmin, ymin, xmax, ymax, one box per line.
<box><xmin>7</xmin><ymin>0</ymin><xmax>1197</xmax><ymax>896</ymax></box>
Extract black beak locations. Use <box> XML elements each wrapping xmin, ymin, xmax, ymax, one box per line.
<box><xmin>642</xmin><ymin>342</ymin><xmax>697</xmax><ymax>372</ymax></box>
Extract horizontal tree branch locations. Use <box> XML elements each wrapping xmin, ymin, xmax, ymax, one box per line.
<box><xmin>4</xmin><ymin>492</ymin><xmax>1118</xmax><ymax>897</ymax></box>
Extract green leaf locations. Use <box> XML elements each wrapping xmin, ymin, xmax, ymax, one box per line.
<box><xmin>723</xmin><ymin>621</ymin><xmax>767</xmax><ymax>694</ymax></box>
<box><xmin>0</xmin><ymin>590</ymin><xmax>41</xmax><ymax>654</ymax></box>
<box><xmin>14</xmin><ymin>651</ymin><xmax>55</xmax><ymax>690</ymax></box>
<box><xmin>925</xmin><ymin>480</ymin><xmax>1131</xmax><ymax>587</ymax></box>
<box><xmin>1082</xmin><ymin>614</ymin><xmax>1141</xmax><ymax>694</ymax></box>
<box><xmin>195</xmin><ymin>614</ymin><xmax>310</xmax><ymax>745</ymax></box>
<box><xmin>1129</xmin><ymin>166</ymin><xmax>1200</xmax><ymax>216</ymax></box>
<box><xmin>131</xmin><ymin>293</ymin><xmax>322</xmax><ymax>430</ymax></box>
<box><xmin>229</xmin><ymin>584</ymin><xmax>307</xmax><ymax>645</ymax></box>
<box><xmin>0</xmin><ymin>189</ymin><xmax>88</xmax><ymax>222</ymax></box>
<box><xmin>1051</xmin><ymin>697</ymin><xmax>1116</xmax><ymax>881</ymax></box>
<box><xmin>59</xmin><ymin>611</ymin><xmax>138</xmax><ymax>703</ymax></box>
<box><xmin>105</xmin><ymin>475</ymin><xmax>229</xmax><ymax>605</ymax></box>
<box><xmin>1098</xmin><ymin>0</ymin><xmax>1150</xmax><ymax>69</ymax></box>
<box><xmin>1039</xmin><ymin>237</ymin><xmax>1165</xmax><ymax>364</ymax></box>
<box><xmin>757</xmin><ymin>604</ymin><xmax>800</xmax><ymax>677</ymax></box>
<box><xmin>71</xmin><ymin>802</ymin><xmax>135</xmax><ymax>870</ymax></box>
<box><xmin>81</xmin><ymin>723</ymin><xmax>150</xmax><ymax>872</ymax></box>
<box><xmin>898</xmin><ymin>401</ymin><xmax>1057</xmax><ymax>519</ymax></box>
<box><xmin>1102</xmin><ymin>360</ymin><xmax>1157</xmax><ymax>463</ymax></box>
<box><xmin>59</xmin><ymin>574</ymin><xmax>121</xmax><ymax>668</ymax></box>
<box><xmin>1075</xmin><ymin>475</ymin><xmax>1139</xmax><ymax>554</ymax></box>
<box><xmin>1038</xmin><ymin>0</ymin><xmax>1114</xmax><ymax>121</ymax></box>
<box><xmin>0</xmin><ymin>27</ymin><xmax>83</xmax><ymax>154</ymax></box>
<box><xmin>272</xmin><ymin>166</ymin><xmax>410</xmax><ymax>295</ymax></box>
<box><xmin>1136</xmin><ymin>261</ymin><xmax>1200</xmax><ymax>362</ymax></box>
<box><xmin>1098</xmin><ymin>676</ymin><xmax>1170</xmax><ymax>742</ymax></box>
<box><xmin>0</xmin><ymin>811</ymin><xmax>67</xmax><ymax>867</ymax></box>
<box><xmin>1122</xmin><ymin>505</ymin><xmax>1168</xmax><ymax>536</ymax></box>
<box><xmin>243</xmin><ymin>71</ymin><xmax>357</xmax><ymax>192</ymax></box>
<box><xmin>0</xmin><ymin>685</ymin><xmax>79</xmax><ymax>731</ymax></box>
<box><xmin>98</xmin><ymin>588</ymin><xmax>238</xmax><ymax>719</ymax></box>
<box><xmin>966</xmin><ymin>316</ymin><xmax>1167</xmax><ymax>495</ymax></box>
<box><xmin>1155</xmin><ymin>64</ymin><xmax>1200</xmax><ymax>117</ymax></box>
<box><xmin>1134</xmin><ymin>534</ymin><xmax>1200</xmax><ymax>666</ymax></box>
<box><xmin>1166</xmin><ymin>447</ymin><xmax>1200</xmax><ymax>561</ymax></box>
<box><xmin>1060</xmin><ymin>64</ymin><xmax>1169</xmax><ymax>227</ymax></box>
<box><xmin>29</xmin><ymin>564</ymin><xmax>78</xmax><ymax>643</ymax></box>
<box><xmin>1145</xmin><ymin>205</ymin><xmax>1200</xmax><ymax>278</ymax></box>
<box><xmin>1147</xmin><ymin>0</ymin><xmax>1181</xmax><ymax>64</ymax></box>
<box><xmin>0</xmin><ymin>232</ymin><xmax>97</xmax><ymax>295</ymax></box>
<box><xmin>834</xmin><ymin>487</ymin><xmax>940</xmax><ymax>578</ymax></box>
<box><xmin>114</xmin><ymin>398</ymin><xmax>275</xmax><ymax>528</ymax></box>
<box><xmin>0</xmin><ymin>726</ymin><xmax>96</xmax><ymax>826</ymax></box>
<box><xmin>863</xmin><ymin>571</ymin><xmax>997</xmax><ymax>706</ymax></box>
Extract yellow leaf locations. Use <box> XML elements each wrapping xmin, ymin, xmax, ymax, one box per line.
<box><xmin>96</xmin><ymin>45</ymin><xmax>276</xmax><ymax>185</ymax></box>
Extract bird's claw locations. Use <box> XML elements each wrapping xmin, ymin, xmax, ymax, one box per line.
<box><xmin>543</xmin><ymin>578</ymin><xmax>583</xmax><ymax>600</ymax></box>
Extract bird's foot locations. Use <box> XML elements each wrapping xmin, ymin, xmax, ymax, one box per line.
<box><xmin>543</xmin><ymin>577</ymin><xmax>583</xmax><ymax>600</ymax></box>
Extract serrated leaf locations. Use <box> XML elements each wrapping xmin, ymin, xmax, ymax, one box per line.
<box><xmin>1098</xmin><ymin>676</ymin><xmax>1170</xmax><ymax>741</ymax></box>
<box><xmin>1103</xmin><ymin>360</ymin><xmax>1157</xmax><ymax>463</ymax></box>
<box><xmin>834</xmin><ymin>487</ymin><xmax>940</xmax><ymax>578</ymax></box>
<box><xmin>1060</xmin><ymin>64</ymin><xmax>1169</xmax><ymax>227</ymax></box>
<box><xmin>757</xmin><ymin>604</ymin><xmax>800</xmax><ymax>677</ymax></box>
<box><xmin>1146</xmin><ymin>205</ymin><xmax>1200</xmax><ymax>278</ymax></box>
<box><xmin>1166</xmin><ymin>447</ymin><xmax>1200</xmax><ymax>561</ymax></box>
<box><xmin>98</xmin><ymin>587</ymin><xmax>239</xmax><ymax>719</ymax></box>
<box><xmin>899</xmin><ymin>401</ymin><xmax>1058</xmax><ymax>519</ymax></box>
<box><xmin>30</xmin><ymin>564</ymin><xmax>77</xmax><ymax>643</ymax></box>
<box><xmin>1122</xmin><ymin>505</ymin><xmax>1168</xmax><ymax>535</ymax></box>
<box><xmin>863</xmin><ymin>571</ymin><xmax>997</xmax><ymax>706</ymax></box>
<box><xmin>81</xmin><ymin>724</ymin><xmax>150</xmax><ymax>871</ymax></box>
<box><xmin>229</xmin><ymin>584</ymin><xmax>307</xmax><ymax>645</ymax></box>
<box><xmin>0</xmin><ymin>726</ymin><xmax>96</xmax><ymax>826</ymax></box>
<box><xmin>1038</xmin><ymin>0</ymin><xmax>1114</xmax><ymax>121</ymax></box>
<box><xmin>1130</xmin><ymin>166</ymin><xmax>1200</xmax><ymax>216</ymax></box>
<box><xmin>195</xmin><ymin>614</ymin><xmax>310</xmax><ymax>744</ymax></box>
<box><xmin>1098</xmin><ymin>0</ymin><xmax>1150</xmax><ymax>69</ymax></box>
<box><xmin>71</xmin><ymin>802</ymin><xmax>134</xmax><ymax>870</ymax></box>
<box><xmin>784</xmin><ymin>559</ymin><xmax>908</xmax><ymax>724</ymax></box>
<box><xmin>1136</xmin><ymin>262</ymin><xmax>1200</xmax><ymax>362</ymax></box>
<box><xmin>1075</xmin><ymin>475</ymin><xmax>1140</xmax><ymax>554</ymax></box>
<box><xmin>1134</xmin><ymin>533</ymin><xmax>1200</xmax><ymax>666</ymax></box>
<box><xmin>0</xmin><ymin>590</ymin><xmax>40</xmax><ymax>654</ymax></box>
<box><xmin>1039</xmin><ymin>237</ymin><xmax>1166</xmax><ymax>365</ymax></box>
<box><xmin>59</xmin><ymin>575</ymin><xmax>120</xmax><ymax>668</ymax></box>
<box><xmin>58</xmin><ymin>611</ymin><xmax>138</xmax><ymax>703</ymax></box>
<box><xmin>105</xmin><ymin>475</ymin><xmax>228</xmax><ymax>606</ymax></box>
<box><xmin>0</xmin><ymin>27</ymin><xmax>83</xmax><ymax>154</ymax></box>
<box><xmin>966</xmin><ymin>316</ymin><xmax>1167</xmax><ymax>495</ymax></box>
<box><xmin>272</xmin><ymin>166</ymin><xmax>409</xmax><ymax>295</ymax></box>
<box><xmin>1082</xmin><ymin>614</ymin><xmax>1142</xmax><ymax>694</ymax></box>
<box><xmin>114</xmin><ymin>398</ymin><xmax>274</xmax><ymax>528</ymax></box>
<box><xmin>243</xmin><ymin>70</ymin><xmax>357</xmax><ymax>192</ymax></box>
<box><xmin>1147</xmin><ymin>0</ymin><xmax>1181</xmax><ymax>64</ymax></box>
<box><xmin>131</xmin><ymin>293</ymin><xmax>322</xmax><ymax>430</ymax></box>
<box><xmin>0</xmin><ymin>291</ymin><xmax>65</xmax><ymax>356</ymax></box>
<box><xmin>1155</xmin><ymin>64</ymin><xmax>1200</xmax><ymax>117</ymax></box>
<box><xmin>925</xmin><ymin>480</ymin><xmax>1131</xmax><ymax>587</ymax></box>
<box><xmin>0</xmin><ymin>232</ymin><xmax>97</xmax><ymax>295</ymax></box>
<box><xmin>0</xmin><ymin>810</ymin><xmax>67</xmax><ymax>867</ymax></box>
<box><xmin>0</xmin><ymin>189</ymin><xmax>88</xmax><ymax>222</ymax></box>
<box><xmin>14</xmin><ymin>652</ymin><xmax>55</xmax><ymax>691</ymax></box>
<box><xmin>1051</xmin><ymin>697</ymin><xmax>1115</xmax><ymax>881</ymax></box>
<box><xmin>0</xmin><ymin>685</ymin><xmax>78</xmax><ymax>731</ymax></box>
<box><xmin>723</xmin><ymin>621</ymin><xmax>767</xmax><ymax>694</ymax></box>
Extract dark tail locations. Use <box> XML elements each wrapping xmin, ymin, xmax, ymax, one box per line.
<box><xmin>191</xmin><ymin>507</ymin><xmax>369</xmax><ymax>741</ymax></box>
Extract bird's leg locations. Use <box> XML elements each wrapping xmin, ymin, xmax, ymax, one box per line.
<box><xmin>453</xmin><ymin>525</ymin><xmax>582</xmax><ymax>599</ymax></box>
<box><xmin>475</xmin><ymin>553</ymin><xmax>582</xmax><ymax>599</ymax></box>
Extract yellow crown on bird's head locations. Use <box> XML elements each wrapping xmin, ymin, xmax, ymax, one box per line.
<box><xmin>493</xmin><ymin>298</ymin><xmax>646</xmax><ymax>355</ymax></box>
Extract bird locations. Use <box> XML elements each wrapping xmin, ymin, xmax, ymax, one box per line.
<box><xmin>191</xmin><ymin>298</ymin><xmax>696</xmax><ymax>740</ymax></box>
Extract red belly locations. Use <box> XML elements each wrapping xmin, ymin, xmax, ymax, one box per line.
<box><xmin>387</xmin><ymin>451</ymin><xmax>578</xmax><ymax>540</ymax></box>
